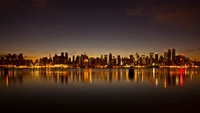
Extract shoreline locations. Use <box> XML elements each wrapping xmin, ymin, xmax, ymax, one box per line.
<box><xmin>0</xmin><ymin>66</ymin><xmax>199</xmax><ymax>69</ymax></box>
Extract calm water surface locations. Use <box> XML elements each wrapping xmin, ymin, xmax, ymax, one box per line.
<box><xmin>0</xmin><ymin>68</ymin><xmax>200</xmax><ymax>113</ymax></box>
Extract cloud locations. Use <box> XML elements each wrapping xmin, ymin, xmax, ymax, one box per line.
<box><xmin>127</xmin><ymin>0</ymin><xmax>200</xmax><ymax>29</ymax></box>
<box><xmin>198</xmin><ymin>48</ymin><xmax>200</xmax><ymax>50</ymax></box>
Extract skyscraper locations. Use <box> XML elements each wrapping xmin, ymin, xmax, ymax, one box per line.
<box><xmin>61</xmin><ymin>52</ymin><xmax>64</xmax><ymax>57</ymax></box>
<box><xmin>164</xmin><ymin>50</ymin><xmax>167</xmax><ymax>65</ymax></box>
<box><xmin>117</xmin><ymin>55</ymin><xmax>121</xmax><ymax>66</ymax></box>
<box><xmin>155</xmin><ymin>53</ymin><xmax>158</xmax><ymax>64</ymax></box>
<box><xmin>73</xmin><ymin>55</ymin><xmax>75</xmax><ymax>62</ymax></box>
<box><xmin>18</xmin><ymin>53</ymin><xmax>23</xmax><ymax>61</ymax></box>
<box><xmin>149</xmin><ymin>53</ymin><xmax>154</xmax><ymax>65</ymax></box>
<box><xmin>109</xmin><ymin>53</ymin><xmax>112</xmax><ymax>65</ymax></box>
<box><xmin>65</xmin><ymin>52</ymin><xmax>68</xmax><ymax>60</ymax></box>
<box><xmin>104</xmin><ymin>55</ymin><xmax>108</xmax><ymax>65</ymax></box>
<box><xmin>172</xmin><ymin>49</ymin><xmax>176</xmax><ymax>61</ymax></box>
<box><xmin>167</xmin><ymin>49</ymin><xmax>171</xmax><ymax>65</ymax></box>
<box><xmin>130</xmin><ymin>55</ymin><xmax>134</xmax><ymax>65</ymax></box>
<box><xmin>168</xmin><ymin>49</ymin><xmax>171</xmax><ymax>61</ymax></box>
<box><xmin>135</xmin><ymin>53</ymin><xmax>139</xmax><ymax>61</ymax></box>
<box><xmin>172</xmin><ymin>49</ymin><xmax>176</xmax><ymax>65</ymax></box>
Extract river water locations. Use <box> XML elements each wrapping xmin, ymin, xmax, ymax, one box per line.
<box><xmin>0</xmin><ymin>68</ymin><xmax>200</xmax><ymax>113</ymax></box>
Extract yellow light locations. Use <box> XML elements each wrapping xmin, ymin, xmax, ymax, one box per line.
<box><xmin>155</xmin><ymin>78</ymin><xmax>158</xmax><ymax>86</ymax></box>
<box><xmin>164</xmin><ymin>78</ymin><xmax>167</xmax><ymax>89</ymax></box>
<box><xmin>6</xmin><ymin>75</ymin><xmax>8</xmax><ymax>87</ymax></box>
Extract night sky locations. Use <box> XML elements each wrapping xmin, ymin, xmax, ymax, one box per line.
<box><xmin>0</xmin><ymin>0</ymin><xmax>200</xmax><ymax>60</ymax></box>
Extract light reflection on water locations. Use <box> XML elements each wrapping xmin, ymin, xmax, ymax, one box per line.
<box><xmin>0</xmin><ymin>68</ymin><xmax>199</xmax><ymax>89</ymax></box>
<box><xmin>1</xmin><ymin>68</ymin><xmax>200</xmax><ymax>112</ymax></box>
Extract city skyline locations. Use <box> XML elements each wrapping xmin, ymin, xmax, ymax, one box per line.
<box><xmin>1</xmin><ymin>1</ymin><xmax>200</xmax><ymax>112</ymax></box>
<box><xmin>1</xmin><ymin>48</ymin><xmax>200</xmax><ymax>69</ymax></box>
<box><xmin>0</xmin><ymin>0</ymin><xmax>200</xmax><ymax>60</ymax></box>
<box><xmin>0</xmin><ymin>48</ymin><xmax>200</xmax><ymax>61</ymax></box>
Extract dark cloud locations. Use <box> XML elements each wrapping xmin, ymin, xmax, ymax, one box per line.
<box><xmin>198</xmin><ymin>48</ymin><xmax>200</xmax><ymax>50</ymax></box>
<box><xmin>127</xmin><ymin>0</ymin><xmax>200</xmax><ymax>30</ymax></box>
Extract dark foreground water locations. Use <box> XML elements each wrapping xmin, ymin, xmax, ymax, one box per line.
<box><xmin>0</xmin><ymin>68</ymin><xmax>200</xmax><ymax>113</ymax></box>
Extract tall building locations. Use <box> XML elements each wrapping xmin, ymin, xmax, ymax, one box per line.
<box><xmin>155</xmin><ymin>53</ymin><xmax>158</xmax><ymax>64</ymax></box>
<box><xmin>113</xmin><ymin>56</ymin><xmax>116</xmax><ymax>66</ymax></box>
<box><xmin>167</xmin><ymin>49</ymin><xmax>171</xmax><ymax>65</ymax></box>
<box><xmin>73</xmin><ymin>55</ymin><xmax>75</xmax><ymax>62</ymax></box>
<box><xmin>65</xmin><ymin>52</ymin><xmax>68</xmax><ymax>60</ymax></box>
<box><xmin>53</xmin><ymin>54</ymin><xmax>58</xmax><ymax>64</ymax></box>
<box><xmin>18</xmin><ymin>53</ymin><xmax>23</xmax><ymax>60</ymax></box>
<box><xmin>164</xmin><ymin>50</ymin><xmax>167</xmax><ymax>65</ymax></box>
<box><xmin>11</xmin><ymin>54</ymin><xmax>17</xmax><ymax>61</ymax></box>
<box><xmin>172</xmin><ymin>49</ymin><xmax>176</xmax><ymax>65</ymax></box>
<box><xmin>149</xmin><ymin>52</ymin><xmax>154</xmax><ymax>65</ymax></box>
<box><xmin>159</xmin><ymin>55</ymin><xmax>164</xmax><ymax>65</ymax></box>
<box><xmin>172</xmin><ymin>49</ymin><xmax>176</xmax><ymax>61</ymax></box>
<box><xmin>109</xmin><ymin>53</ymin><xmax>112</xmax><ymax>65</ymax></box>
<box><xmin>101</xmin><ymin>55</ymin><xmax>103</xmax><ymax>60</ymax></box>
<box><xmin>146</xmin><ymin>56</ymin><xmax>149</xmax><ymax>65</ymax></box>
<box><xmin>141</xmin><ymin>55</ymin><xmax>146</xmax><ymax>65</ymax></box>
<box><xmin>135</xmin><ymin>53</ymin><xmax>139</xmax><ymax>61</ymax></box>
<box><xmin>104</xmin><ymin>55</ymin><xmax>108</xmax><ymax>65</ymax></box>
<box><xmin>117</xmin><ymin>55</ymin><xmax>121</xmax><ymax>66</ymax></box>
<box><xmin>61</xmin><ymin>52</ymin><xmax>64</xmax><ymax>57</ymax></box>
<box><xmin>130</xmin><ymin>55</ymin><xmax>134</xmax><ymax>64</ymax></box>
<box><xmin>76</xmin><ymin>55</ymin><xmax>80</xmax><ymax>65</ymax></box>
<box><xmin>167</xmin><ymin>49</ymin><xmax>171</xmax><ymax>61</ymax></box>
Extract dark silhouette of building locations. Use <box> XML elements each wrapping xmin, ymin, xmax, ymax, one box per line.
<box><xmin>130</xmin><ymin>55</ymin><xmax>134</xmax><ymax>65</ymax></box>
<box><xmin>164</xmin><ymin>50</ymin><xmax>167</xmax><ymax>65</ymax></box>
<box><xmin>73</xmin><ymin>55</ymin><xmax>75</xmax><ymax>62</ymax></box>
<box><xmin>53</xmin><ymin>54</ymin><xmax>58</xmax><ymax>64</ymax></box>
<box><xmin>117</xmin><ymin>55</ymin><xmax>121</xmax><ymax>66</ymax></box>
<box><xmin>65</xmin><ymin>52</ymin><xmax>68</xmax><ymax>60</ymax></box>
<box><xmin>172</xmin><ymin>49</ymin><xmax>176</xmax><ymax>65</ymax></box>
<box><xmin>155</xmin><ymin>53</ymin><xmax>158</xmax><ymax>64</ymax></box>
<box><xmin>167</xmin><ymin>49</ymin><xmax>171</xmax><ymax>65</ymax></box>
<box><xmin>61</xmin><ymin>52</ymin><xmax>64</xmax><ymax>57</ymax></box>
<box><xmin>104</xmin><ymin>55</ymin><xmax>108</xmax><ymax>65</ymax></box>
<box><xmin>149</xmin><ymin>52</ymin><xmax>154</xmax><ymax>65</ymax></box>
<box><xmin>109</xmin><ymin>53</ymin><xmax>112</xmax><ymax>65</ymax></box>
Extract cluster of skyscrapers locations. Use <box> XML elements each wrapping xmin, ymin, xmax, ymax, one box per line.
<box><xmin>0</xmin><ymin>49</ymin><xmax>199</xmax><ymax>68</ymax></box>
<box><xmin>0</xmin><ymin>53</ymin><xmax>32</xmax><ymax>66</ymax></box>
<box><xmin>37</xmin><ymin>49</ymin><xmax>198</xmax><ymax>68</ymax></box>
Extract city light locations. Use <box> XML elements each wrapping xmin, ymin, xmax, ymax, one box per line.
<box><xmin>0</xmin><ymin>49</ymin><xmax>199</xmax><ymax>69</ymax></box>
